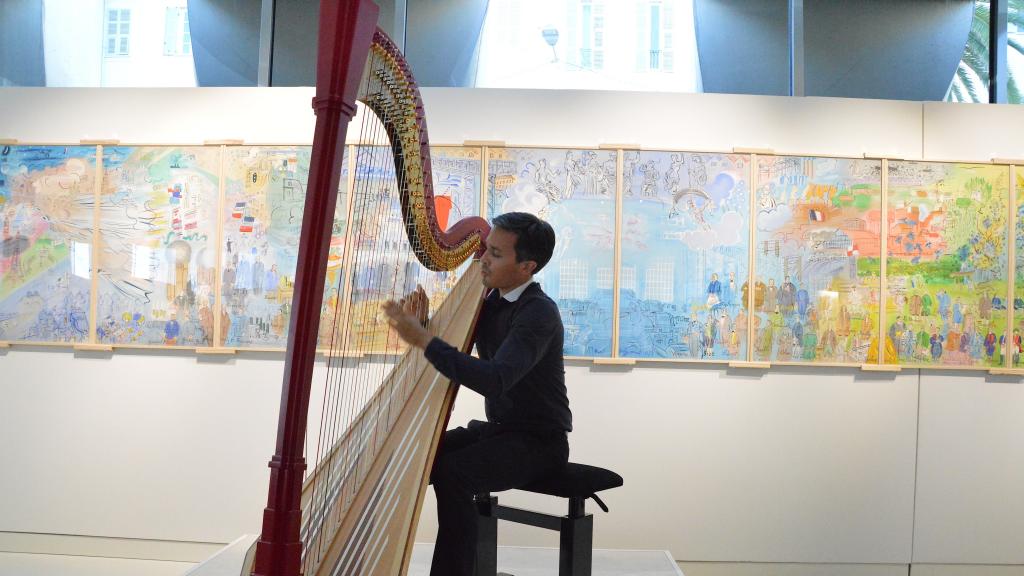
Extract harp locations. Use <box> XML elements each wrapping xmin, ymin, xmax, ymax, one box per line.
<box><xmin>249</xmin><ymin>1</ymin><xmax>490</xmax><ymax>575</ymax></box>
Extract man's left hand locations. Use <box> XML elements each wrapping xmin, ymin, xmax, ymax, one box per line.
<box><xmin>382</xmin><ymin>285</ymin><xmax>432</xmax><ymax>349</ymax></box>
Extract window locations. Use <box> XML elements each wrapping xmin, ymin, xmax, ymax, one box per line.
<box><xmin>644</xmin><ymin>261</ymin><xmax>674</xmax><ymax>303</ymax></box>
<box><xmin>475</xmin><ymin>0</ymin><xmax>700</xmax><ymax>92</ymax></box>
<box><xmin>945</xmin><ymin>0</ymin><xmax>988</xmax><ymax>102</ymax></box>
<box><xmin>164</xmin><ymin>7</ymin><xmax>192</xmax><ymax>56</ymax></box>
<box><xmin>621</xmin><ymin>266</ymin><xmax>637</xmax><ymax>292</ymax></box>
<box><xmin>638</xmin><ymin>0</ymin><xmax>674</xmax><ymax>72</ymax></box>
<box><xmin>559</xmin><ymin>259</ymin><xmax>589</xmax><ymax>300</ymax></box>
<box><xmin>104</xmin><ymin>8</ymin><xmax>131</xmax><ymax>57</ymax></box>
<box><xmin>576</xmin><ymin>0</ymin><xmax>605</xmax><ymax>70</ymax></box>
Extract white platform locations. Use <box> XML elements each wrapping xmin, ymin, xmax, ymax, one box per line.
<box><xmin>408</xmin><ymin>543</ymin><xmax>684</xmax><ymax>576</ymax></box>
<box><xmin>0</xmin><ymin>545</ymin><xmax>682</xmax><ymax>576</ymax></box>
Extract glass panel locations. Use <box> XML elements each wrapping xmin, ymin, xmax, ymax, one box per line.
<box><xmin>946</xmin><ymin>0</ymin><xmax>990</xmax><ymax>102</ymax></box>
<box><xmin>0</xmin><ymin>146</ymin><xmax>95</xmax><ymax>343</ymax></box>
<box><xmin>96</xmin><ymin>147</ymin><xmax>219</xmax><ymax>346</ymax></box>
<box><xmin>43</xmin><ymin>1</ymin><xmax>197</xmax><ymax>86</ymax></box>
<box><xmin>487</xmin><ymin>148</ymin><xmax>616</xmax><ymax>357</ymax></box>
<box><xmin>474</xmin><ymin>0</ymin><xmax>700</xmax><ymax>91</ymax></box>
<box><xmin>753</xmin><ymin>156</ymin><xmax>882</xmax><ymax>364</ymax></box>
<box><xmin>221</xmin><ymin>146</ymin><xmax>312</xmax><ymax>348</ymax></box>
<box><xmin>1008</xmin><ymin>0</ymin><xmax>1024</xmax><ymax>103</ymax></box>
<box><xmin>620</xmin><ymin>151</ymin><xmax>750</xmax><ymax>360</ymax></box>
<box><xmin>885</xmin><ymin>161</ymin><xmax>1009</xmax><ymax>367</ymax></box>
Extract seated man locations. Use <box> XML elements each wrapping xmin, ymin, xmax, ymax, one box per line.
<box><xmin>383</xmin><ymin>211</ymin><xmax>571</xmax><ymax>576</ymax></box>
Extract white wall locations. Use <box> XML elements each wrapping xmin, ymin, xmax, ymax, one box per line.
<box><xmin>0</xmin><ymin>88</ymin><xmax>1020</xmax><ymax>572</ymax></box>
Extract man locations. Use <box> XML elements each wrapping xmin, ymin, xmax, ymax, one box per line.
<box><xmin>383</xmin><ymin>211</ymin><xmax>571</xmax><ymax>576</ymax></box>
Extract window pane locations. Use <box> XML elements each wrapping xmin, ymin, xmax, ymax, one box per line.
<box><xmin>1008</xmin><ymin>0</ymin><xmax>1024</xmax><ymax>103</ymax></box>
<box><xmin>945</xmin><ymin>0</ymin><xmax>989</xmax><ymax>102</ymax></box>
<box><xmin>474</xmin><ymin>0</ymin><xmax>700</xmax><ymax>91</ymax></box>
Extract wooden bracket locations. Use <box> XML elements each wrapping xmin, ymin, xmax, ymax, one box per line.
<box><xmin>0</xmin><ymin>342</ymin><xmax>10</xmax><ymax>348</ymax></box>
<box><xmin>733</xmin><ymin>147</ymin><xmax>774</xmax><ymax>155</ymax></box>
<box><xmin>728</xmin><ymin>361</ymin><xmax>770</xmax><ymax>369</ymax></box>
<box><xmin>991</xmin><ymin>157</ymin><xmax>1023</xmax><ymax>165</ymax></box>
<box><xmin>204</xmin><ymin>139</ymin><xmax>244</xmax><ymax>146</ymax></box>
<box><xmin>988</xmin><ymin>368</ymin><xmax>1024</xmax><ymax>377</ymax></box>
<box><xmin>463</xmin><ymin>140</ymin><xmax>505</xmax><ymax>147</ymax></box>
<box><xmin>196</xmin><ymin>347</ymin><xmax>237</xmax><ymax>355</ymax></box>
<box><xmin>599</xmin><ymin>143</ymin><xmax>640</xmax><ymax>150</ymax></box>
<box><xmin>860</xmin><ymin>364</ymin><xmax>902</xmax><ymax>372</ymax></box>
<box><xmin>73</xmin><ymin>343</ymin><xmax>114</xmax><ymax>352</ymax></box>
<box><xmin>79</xmin><ymin>139</ymin><xmax>120</xmax><ymax>146</ymax></box>
<box><xmin>0</xmin><ymin>139</ymin><xmax>18</xmax><ymax>145</ymax></box>
<box><xmin>592</xmin><ymin>357</ymin><xmax>636</xmax><ymax>366</ymax></box>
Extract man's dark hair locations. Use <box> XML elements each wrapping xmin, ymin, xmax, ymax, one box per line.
<box><xmin>492</xmin><ymin>212</ymin><xmax>556</xmax><ymax>273</ymax></box>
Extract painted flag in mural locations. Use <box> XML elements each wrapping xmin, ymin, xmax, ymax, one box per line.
<box><xmin>808</xmin><ymin>208</ymin><xmax>824</xmax><ymax>222</ymax></box>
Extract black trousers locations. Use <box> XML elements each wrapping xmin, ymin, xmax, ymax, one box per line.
<box><xmin>429</xmin><ymin>420</ymin><xmax>569</xmax><ymax>576</ymax></box>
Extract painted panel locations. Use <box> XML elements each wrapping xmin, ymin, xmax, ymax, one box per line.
<box><xmin>619</xmin><ymin>151</ymin><xmax>750</xmax><ymax>360</ymax></box>
<box><xmin>0</xmin><ymin>145</ymin><xmax>95</xmax><ymax>343</ymax></box>
<box><xmin>96</xmin><ymin>147</ymin><xmax>219</xmax><ymax>346</ymax></box>
<box><xmin>488</xmin><ymin>148</ymin><xmax>615</xmax><ymax>357</ymax></box>
<box><xmin>221</xmin><ymin>146</ymin><xmax>306</xmax><ymax>348</ymax></box>
<box><xmin>752</xmin><ymin>156</ymin><xmax>882</xmax><ymax>364</ymax></box>
<box><xmin>885</xmin><ymin>161</ymin><xmax>1009</xmax><ymax>368</ymax></box>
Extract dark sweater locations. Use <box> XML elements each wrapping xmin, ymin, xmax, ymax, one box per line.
<box><xmin>424</xmin><ymin>282</ymin><xmax>572</xmax><ymax>433</ymax></box>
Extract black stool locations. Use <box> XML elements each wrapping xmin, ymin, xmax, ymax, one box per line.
<box><xmin>474</xmin><ymin>463</ymin><xmax>624</xmax><ymax>576</ymax></box>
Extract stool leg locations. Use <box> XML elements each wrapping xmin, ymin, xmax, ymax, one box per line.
<box><xmin>474</xmin><ymin>495</ymin><xmax>498</xmax><ymax>576</ymax></box>
<box><xmin>559</xmin><ymin>497</ymin><xmax>593</xmax><ymax>576</ymax></box>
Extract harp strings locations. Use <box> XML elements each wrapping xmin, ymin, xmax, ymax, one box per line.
<box><xmin>302</xmin><ymin>39</ymin><xmax>453</xmax><ymax>573</ymax></box>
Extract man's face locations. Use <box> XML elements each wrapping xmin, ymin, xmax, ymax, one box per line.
<box><xmin>481</xmin><ymin>227</ymin><xmax>535</xmax><ymax>290</ymax></box>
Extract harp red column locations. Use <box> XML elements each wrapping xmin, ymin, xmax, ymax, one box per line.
<box><xmin>250</xmin><ymin>1</ymin><xmax>379</xmax><ymax>575</ymax></box>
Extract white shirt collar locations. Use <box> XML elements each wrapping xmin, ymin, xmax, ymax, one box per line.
<box><xmin>500</xmin><ymin>278</ymin><xmax>534</xmax><ymax>303</ymax></box>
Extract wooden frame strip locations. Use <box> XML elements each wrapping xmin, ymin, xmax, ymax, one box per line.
<box><xmin>1006</xmin><ymin>164</ymin><xmax>1017</xmax><ymax>369</ymax></box>
<box><xmin>89</xmin><ymin>145</ymin><xmax>102</xmax><ymax>345</ymax></box>
<box><xmin>212</xmin><ymin>146</ymin><xmax>228</xmax><ymax>348</ymax></box>
<box><xmin>746</xmin><ymin>153</ymin><xmax>758</xmax><ymax>362</ymax></box>
<box><xmin>878</xmin><ymin>158</ymin><xmax>890</xmax><ymax>365</ymax></box>
<box><xmin>611</xmin><ymin>149</ymin><xmax>624</xmax><ymax>358</ymax></box>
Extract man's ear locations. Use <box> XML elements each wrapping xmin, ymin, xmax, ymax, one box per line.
<box><xmin>521</xmin><ymin>260</ymin><xmax>538</xmax><ymax>275</ymax></box>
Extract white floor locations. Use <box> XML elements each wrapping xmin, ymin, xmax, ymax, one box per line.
<box><xmin>0</xmin><ymin>545</ymin><xmax>682</xmax><ymax>576</ymax></box>
<box><xmin>408</xmin><ymin>544</ymin><xmax>684</xmax><ymax>576</ymax></box>
<box><xmin>0</xmin><ymin>552</ymin><xmax>196</xmax><ymax>576</ymax></box>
